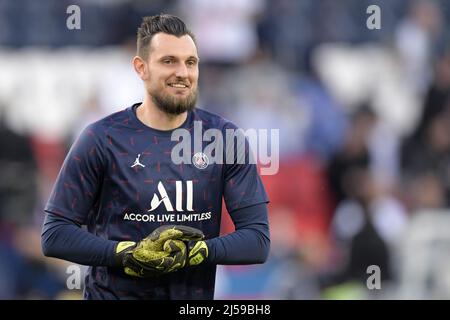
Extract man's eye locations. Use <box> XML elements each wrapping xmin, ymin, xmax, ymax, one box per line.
<box><xmin>163</xmin><ymin>60</ymin><xmax>173</xmax><ymax>64</ymax></box>
<box><xmin>187</xmin><ymin>60</ymin><xmax>196</xmax><ymax>66</ymax></box>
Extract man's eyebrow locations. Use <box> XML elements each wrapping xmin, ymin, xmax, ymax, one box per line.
<box><xmin>159</xmin><ymin>55</ymin><xmax>199</xmax><ymax>61</ymax></box>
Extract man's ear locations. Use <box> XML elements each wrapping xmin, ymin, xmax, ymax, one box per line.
<box><xmin>133</xmin><ymin>56</ymin><xmax>148</xmax><ymax>80</ymax></box>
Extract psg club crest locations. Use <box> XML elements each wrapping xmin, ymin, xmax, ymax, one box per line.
<box><xmin>192</xmin><ymin>152</ymin><xmax>209</xmax><ymax>170</ymax></box>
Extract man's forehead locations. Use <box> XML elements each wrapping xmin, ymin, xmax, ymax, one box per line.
<box><xmin>149</xmin><ymin>33</ymin><xmax>198</xmax><ymax>59</ymax></box>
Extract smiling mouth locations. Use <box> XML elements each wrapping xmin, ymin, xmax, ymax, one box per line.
<box><xmin>168</xmin><ymin>83</ymin><xmax>189</xmax><ymax>88</ymax></box>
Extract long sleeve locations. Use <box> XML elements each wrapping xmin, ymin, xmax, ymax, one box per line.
<box><xmin>41</xmin><ymin>211</ymin><xmax>119</xmax><ymax>267</ymax></box>
<box><xmin>205</xmin><ymin>202</ymin><xmax>270</xmax><ymax>264</ymax></box>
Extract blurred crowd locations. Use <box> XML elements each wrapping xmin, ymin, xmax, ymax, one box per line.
<box><xmin>1</xmin><ymin>0</ymin><xmax>450</xmax><ymax>299</ymax></box>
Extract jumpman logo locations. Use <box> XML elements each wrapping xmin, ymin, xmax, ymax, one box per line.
<box><xmin>131</xmin><ymin>154</ymin><xmax>145</xmax><ymax>168</ymax></box>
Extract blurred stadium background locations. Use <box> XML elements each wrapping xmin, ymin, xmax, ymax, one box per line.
<box><xmin>1</xmin><ymin>0</ymin><xmax>450</xmax><ymax>299</ymax></box>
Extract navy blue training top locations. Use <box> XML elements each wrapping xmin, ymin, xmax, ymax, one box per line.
<box><xmin>44</xmin><ymin>103</ymin><xmax>269</xmax><ymax>299</ymax></box>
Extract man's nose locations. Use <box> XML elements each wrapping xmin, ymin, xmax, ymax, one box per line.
<box><xmin>174</xmin><ymin>64</ymin><xmax>189</xmax><ymax>78</ymax></box>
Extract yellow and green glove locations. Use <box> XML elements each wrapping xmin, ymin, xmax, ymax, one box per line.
<box><xmin>149</xmin><ymin>224</ymin><xmax>209</xmax><ymax>266</ymax></box>
<box><xmin>115</xmin><ymin>225</ymin><xmax>207</xmax><ymax>277</ymax></box>
<box><xmin>160</xmin><ymin>237</ymin><xmax>209</xmax><ymax>267</ymax></box>
<box><xmin>186</xmin><ymin>240</ymin><xmax>208</xmax><ymax>266</ymax></box>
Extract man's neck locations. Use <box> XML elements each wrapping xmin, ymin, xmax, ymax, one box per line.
<box><xmin>136</xmin><ymin>96</ymin><xmax>187</xmax><ymax>131</ymax></box>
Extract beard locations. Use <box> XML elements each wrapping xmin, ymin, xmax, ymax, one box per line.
<box><xmin>150</xmin><ymin>87</ymin><xmax>198</xmax><ymax>115</ymax></box>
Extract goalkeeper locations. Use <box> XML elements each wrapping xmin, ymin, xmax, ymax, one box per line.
<box><xmin>41</xmin><ymin>14</ymin><xmax>270</xmax><ymax>300</ymax></box>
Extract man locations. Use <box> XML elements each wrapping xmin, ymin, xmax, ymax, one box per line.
<box><xmin>41</xmin><ymin>14</ymin><xmax>270</xmax><ymax>300</ymax></box>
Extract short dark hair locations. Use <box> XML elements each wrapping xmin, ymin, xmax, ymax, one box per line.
<box><xmin>136</xmin><ymin>14</ymin><xmax>196</xmax><ymax>58</ymax></box>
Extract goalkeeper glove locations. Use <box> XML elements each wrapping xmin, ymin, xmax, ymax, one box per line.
<box><xmin>147</xmin><ymin>224</ymin><xmax>209</xmax><ymax>266</ymax></box>
<box><xmin>149</xmin><ymin>234</ymin><xmax>208</xmax><ymax>268</ymax></box>
<box><xmin>115</xmin><ymin>225</ymin><xmax>204</xmax><ymax>277</ymax></box>
<box><xmin>150</xmin><ymin>225</ymin><xmax>209</xmax><ymax>266</ymax></box>
<box><xmin>187</xmin><ymin>240</ymin><xmax>208</xmax><ymax>266</ymax></box>
<box><xmin>114</xmin><ymin>241</ymin><xmax>136</xmax><ymax>266</ymax></box>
